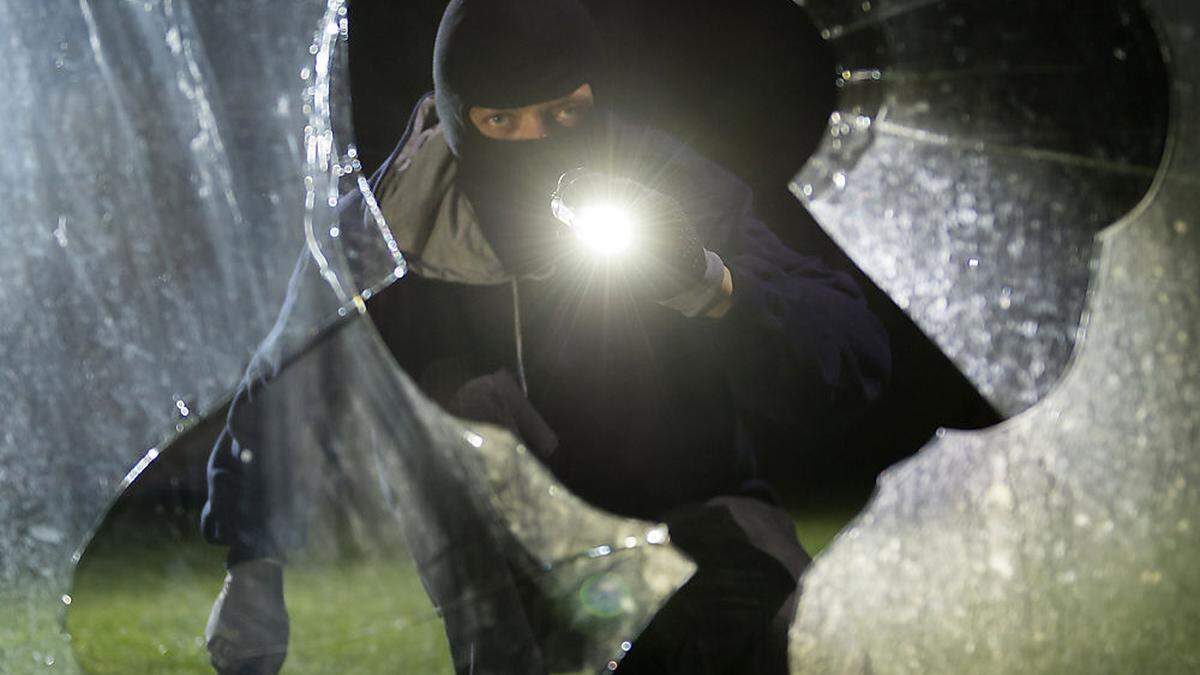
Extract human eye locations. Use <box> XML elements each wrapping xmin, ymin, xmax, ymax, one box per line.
<box><xmin>554</xmin><ymin>105</ymin><xmax>586</xmax><ymax>127</ymax></box>
<box><xmin>487</xmin><ymin>113</ymin><xmax>511</xmax><ymax>127</ymax></box>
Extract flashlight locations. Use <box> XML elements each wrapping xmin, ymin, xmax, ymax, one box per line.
<box><xmin>551</xmin><ymin>169</ymin><xmax>637</xmax><ymax>256</ymax></box>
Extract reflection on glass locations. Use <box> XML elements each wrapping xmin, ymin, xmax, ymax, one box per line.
<box><xmin>795</xmin><ymin>0</ymin><xmax>1170</xmax><ymax>415</ymax></box>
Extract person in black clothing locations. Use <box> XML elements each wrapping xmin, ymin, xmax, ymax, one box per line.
<box><xmin>202</xmin><ymin>0</ymin><xmax>891</xmax><ymax>673</ymax></box>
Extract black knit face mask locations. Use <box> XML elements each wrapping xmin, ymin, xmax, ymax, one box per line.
<box><xmin>457</xmin><ymin>112</ymin><xmax>611</xmax><ymax>273</ymax></box>
<box><xmin>433</xmin><ymin>0</ymin><xmax>606</xmax><ymax>273</ymax></box>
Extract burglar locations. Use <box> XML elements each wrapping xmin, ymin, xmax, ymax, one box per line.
<box><xmin>202</xmin><ymin>0</ymin><xmax>891</xmax><ymax>673</ymax></box>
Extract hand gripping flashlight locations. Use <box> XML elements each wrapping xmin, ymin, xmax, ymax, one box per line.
<box><xmin>551</xmin><ymin>168</ymin><xmax>636</xmax><ymax>257</ymax></box>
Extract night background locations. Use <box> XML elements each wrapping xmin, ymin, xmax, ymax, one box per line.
<box><xmin>346</xmin><ymin>0</ymin><xmax>1001</xmax><ymax>508</ymax></box>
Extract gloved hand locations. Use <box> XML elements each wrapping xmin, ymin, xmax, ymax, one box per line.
<box><xmin>450</xmin><ymin>368</ymin><xmax>559</xmax><ymax>459</ymax></box>
<box><xmin>552</xmin><ymin>169</ymin><xmax>710</xmax><ymax>301</ymax></box>
<box><xmin>205</xmin><ymin>558</ymin><xmax>289</xmax><ymax>675</ymax></box>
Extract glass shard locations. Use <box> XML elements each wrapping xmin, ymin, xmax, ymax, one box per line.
<box><xmin>789</xmin><ymin>0</ymin><xmax>1200</xmax><ymax>671</ymax></box>
<box><xmin>794</xmin><ymin>0</ymin><xmax>1170</xmax><ymax>415</ymax></box>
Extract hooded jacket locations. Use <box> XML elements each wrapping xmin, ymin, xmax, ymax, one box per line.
<box><xmin>202</xmin><ymin>90</ymin><xmax>890</xmax><ymax>562</ymax></box>
<box><xmin>204</xmin><ymin>0</ymin><xmax>890</xmax><ymax>559</ymax></box>
<box><xmin>366</xmin><ymin>94</ymin><xmax>889</xmax><ymax>516</ymax></box>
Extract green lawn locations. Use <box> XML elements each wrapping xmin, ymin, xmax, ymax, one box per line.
<box><xmin>66</xmin><ymin>506</ymin><xmax>859</xmax><ymax>673</ymax></box>
<box><xmin>68</xmin><ymin>537</ymin><xmax>453</xmax><ymax>674</ymax></box>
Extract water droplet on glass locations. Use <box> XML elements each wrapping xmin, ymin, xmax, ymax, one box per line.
<box><xmin>61</xmin><ymin>594</ymin><xmax>71</xmax><ymax>606</ymax></box>
<box><xmin>621</xmin><ymin>641</ymin><xmax>633</xmax><ymax>652</ymax></box>
<box><xmin>54</xmin><ymin>216</ymin><xmax>69</xmax><ymax>248</ymax></box>
<box><xmin>328</xmin><ymin>226</ymin><xmax>340</xmax><ymax>238</ymax></box>
<box><xmin>589</xmin><ymin>544</ymin><xmax>612</xmax><ymax>557</ymax></box>
<box><xmin>989</xmin><ymin>551</ymin><xmax>1014</xmax><ymax>579</ymax></box>
<box><xmin>832</xmin><ymin>172</ymin><xmax>847</xmax><ymax>189</ymax></box>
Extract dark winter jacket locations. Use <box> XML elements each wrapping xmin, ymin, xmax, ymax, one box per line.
<box><xmin>201</xmin><ymin>94</ymin><xmax>890</xmax><ymax>561</ymax></box>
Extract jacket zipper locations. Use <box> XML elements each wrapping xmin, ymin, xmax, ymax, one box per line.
<box><xmin>512</xmin><ymin>279</ymin><xmax>528</xmax><ymax>396</ymax></box>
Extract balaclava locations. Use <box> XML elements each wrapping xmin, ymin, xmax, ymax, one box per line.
<box><xmin>433</xmin><ymin>0</ymin><xmax>607</xmax><ymax>273</ymax></box>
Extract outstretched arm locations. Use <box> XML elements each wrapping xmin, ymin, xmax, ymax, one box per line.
<box><xmin>703</xmin><ymin>197</ymin><xmax>892</xmax><ymax>433</ymax></box>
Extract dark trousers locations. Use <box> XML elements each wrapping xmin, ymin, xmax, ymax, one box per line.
<box><xmin>617</xmin><ymin>496</ymin><xmax>810</xmax><ymax>675</ymax></box>
<box><xmin>451</xmin><ymin>369</ymin><xmax>810</xmax><ymax>674</ymax></box>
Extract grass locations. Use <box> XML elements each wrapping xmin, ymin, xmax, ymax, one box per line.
<box><xmin>67</xmin><ymin>528</ymin><xmax>453</xmax><ymax>674</ymax></box>
<box><xmin>65</xmin><ymin>505</ymin><xmax>860</xmax><ymax>673</ymax></box>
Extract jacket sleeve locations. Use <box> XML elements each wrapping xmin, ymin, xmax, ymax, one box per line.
<box><xmin>199</xmin><ymin>95</ymin><xmax>427</xmax><ymax>565</ymax></box>
<box><xmin>704</xmin><ymin>189</ymin><xmax>892</xmax><ymax>434</ymax></box>
<box><xmin>201</xmin><ymin>378</ymin><xmax>289</xmax><ymax>566</ymax></box>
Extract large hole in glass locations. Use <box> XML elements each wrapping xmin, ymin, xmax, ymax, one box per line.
<box><xmin>66</xmin><ymin>1</ymin><xmax>1172</xmax><ymax>673</ymax></box>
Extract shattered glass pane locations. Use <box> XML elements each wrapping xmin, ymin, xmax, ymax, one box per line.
<box><xmin>0</xmin><ymin>0</ymin><xmax>692</xmax><ymax>671</ymax></box>
<box><xmin>794</xmin><ymin>0</ymin><xmax>1170</xmax><ymax>415</ymax></box>
<box><xmin>790</xmin><ymin>0</ymin><xmax>1200</xmax><ymax>671</ymax></box>
<box><xmin>0</xmin><ymin>0</ymin><xmax>335</xmax><ymax>667</ymax></box>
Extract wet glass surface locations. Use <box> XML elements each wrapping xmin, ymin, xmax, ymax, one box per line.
<box><xmin>794</xmin><ymin>0</ymin><xmax>1170</xmax><ymax>415</ymax></box>
<box><xmin>0</xmin><ymin>0</ymin><xmax>335</xmax><ymax>667</ymax></box>
<box><xmin>790</xmin><ymin>0</ymin><xmax>1200</xmax><ymax>671</ymax></box>
<box><xmin>1</xmin><ymin>0</ymin><xmax>691</xmax><ymax>672</ymax></box>
<box><xmin>5</xmin><ymin>0</ymin><xmax>1196</xmax><ymax>671</ymax></box>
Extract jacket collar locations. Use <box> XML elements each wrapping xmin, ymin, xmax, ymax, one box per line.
<box><xmin>373</xmin><ymin>95</ymin><xmax>513</xmax><ymax>286</ymax></box>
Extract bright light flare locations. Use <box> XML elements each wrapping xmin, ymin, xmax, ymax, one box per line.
<box><xmin>571</xmin><ymin>204</ymin><xmax>635</xmax><ymax>256</ymax></box>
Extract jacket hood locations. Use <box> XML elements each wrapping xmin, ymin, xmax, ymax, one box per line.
<box><xmin>432</xmin><ymin>0</ymin><xmax>602</xmax><ymax>158</ymax></box>
<box><xmin>373</xmin><ymin>96</ymin><xmax>512</xmax><ymax>286</ymax></box>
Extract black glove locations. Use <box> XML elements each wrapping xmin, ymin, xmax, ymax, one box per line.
<box><xmin>449</xmin><ymin>368</ymin><xmax>559</xmax><ymax>459</ymax></box>
<box><xmin>552</xmin><ymin>169</ymin><xmax>708</xmax><ymax>300</ymax></box>
<box><xmin>205</xmin><ymin>559</ymin><xmax>289</xmax><ymax>675</ymax></box>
